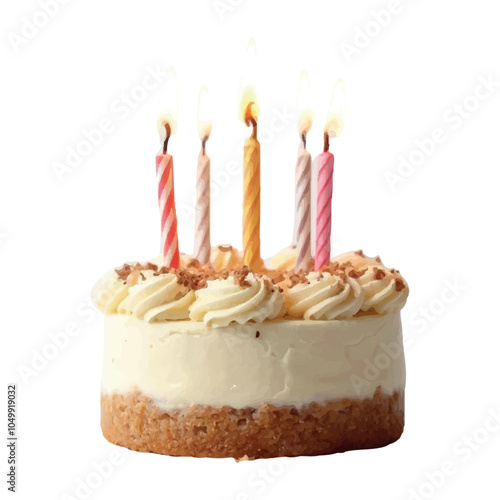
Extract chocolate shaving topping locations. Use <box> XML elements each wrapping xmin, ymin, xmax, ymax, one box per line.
<box><xmin>272</xmin><ymin>273</ymin><xmax>285</xmax><ymax>284</ymax></box>
<box><xmin>394</xmin><ymin>278</ymin><xmax>406</xmax><ymax>292</ymax></box>
<box><xmin>186</xmin><ymin>258</ymin><xmax>201</xmax><ymax>269</ymax></box>
<box><xmin>218</xmin><ymin>245</ymin><xmax>233</xmax><ymax>252</ymax></box>
<box><xmin>348</xmin><ymin>268</ymin><xmax>367</xmax><ymax>279</ymax></box>
<box><xmin>112</xmin><ymin>254</ymin><xmax>407</xmax><ymax>297</ymax></box>
<box><xmin>115</xmin><ymin>262</ymin><xmax>158</xmax><ymax>281</ymax></box>
<box><xmin>232</xmin><ymin>266</ymin><xmax>252</xmax><ymax>288</ymax></box>
<box><xmin>287</xmin><ymin>271</ymin><xmax>310</xmax><ymax>288</ymax></box>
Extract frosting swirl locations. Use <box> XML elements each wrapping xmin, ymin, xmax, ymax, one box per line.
<box><xmin>189</xmin><ymin>273</ymin><xmax>285</xmax><ymax>327</ymax></box>
<box><xmin>284</xmin><ymin>272</ymin><xmax>364</xmax><ymax>320</ymax></box>
<box><xmin>92</xmin><ymin>277</ymin><xmax>131</xmax><ymax>314</ymax></box>
<box><xmin>357</xmin><ymin>266</ymin><xmax>409</xmax><ymax>314</ymax></box>
<box><xmin>117</xmin><ymin>271</ymin><xmax>194</xmax><ymax>321</ymax></box>
<box><xmin>91</xmin><ymin>268</ymin><xmax>143</xmax><ymax>314</ymax></box>
<box><xmin>93</xmin><ymin>270</ymin><xmax>195</xmax><ymax>322</ymax></box>
<box><xmin>92</xmin><ymin>248</ymin><xmax>409</xmax><ymax>324</ymax></box>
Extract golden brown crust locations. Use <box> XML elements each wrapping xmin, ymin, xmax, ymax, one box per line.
<box><xmin>101</xmin><ymin>388</ymin><xmax>404</xmax><ymax>459</ymax></box>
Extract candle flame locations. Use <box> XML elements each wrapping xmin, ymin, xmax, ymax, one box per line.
<box><xmin>325</xmin><ymin>78</ymin><xmax>347</xmax><ymax>138</ymax></box>
<box><xmin>297</xmin><ymin>70</ymin><xmax>314</xmax><ymax>137</ymax></box>
<box><xmin>157</xmin><ymin>67</ymin><xmax>179</xmax><ymax>142</ymax></box>
<box><xmin>197</xmin><ymin>85</ymin><xmax>212</xmax><ymax>141</ymax></box>
<box><xmin>238</xmin><ymin>38</ymin><xmax>259</xmax><ymax>125</ymax></box>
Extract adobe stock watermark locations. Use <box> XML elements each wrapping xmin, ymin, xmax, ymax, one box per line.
<box><xmin>407</xmin><ymin>405</ymin><xmax>500</xmax><ymax>500</ymax></box>
<box><xmin>339</xmin><ymin>0</ymin><xmax>417</xmax><ymax>64</ymax></box>
<box><xmin>51</xmin><ymin>65</ymin><xmax>168</xmax><ymax>183</ymax></box>
<box><xmin>406</xmin><ymin>277</ymin><xmax>467</xmax><ymax>340</ymax></box>
<box><xmin>7</xmin><ymin>0</ymin><xmax>72</xmax><ymax>54</ymax></box>
<box><xmin>176</xmin><ymin>105</ymin><xmax>295</xmax><ymax>225</ymax></box>
<box><xmin>384</xmin><ymin>74</ymin><xmax>499</xmax><ymax>191</ymax></box>
<box><xmin>349</xmin><ymin>277</ymin><xmax>466</xmax><ymax>392</ymax></box>
<box><xmin>350</xmin><ymin>339</ymin><xmax>403</xmax><ymax>394</ymax></box>
<box><xmin>212</xmin><ymin>0</ymin><xmax>245</xmax><ymax>21</ymax></box>
<box><xmin>60</xmin><ymin>450</ymin><xmax>125</xmax><ymax>500</ymax></box>
<box><xmin>17</xmin><ymin>297</ymin><xmax>97</xmax><ymax>385</ymax></box>
<box><xmin>233</xmin><ymin>457</ymin><xmax>293</xmax><ymax>500</ymax></box>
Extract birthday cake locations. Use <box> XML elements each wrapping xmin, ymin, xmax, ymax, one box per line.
<box><xmin>94</xmin><ymin>64</ymin><xmax>409</xmax><ymax>459</ymax></box>
<box><xmin>93</xmin><ymin>247</ymin><xmax>408</xmax><ymax>459</ymax></box>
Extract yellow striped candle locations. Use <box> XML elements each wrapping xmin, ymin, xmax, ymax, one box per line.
<box><xmin>243</xmin><ymin>106</ymin><xmax>261</xmax><ymax>270</ymax></box>
<box><xmin>239</xmin><ymin>39</ymin><xmax>262</xmax><ymax>271</ymax></box>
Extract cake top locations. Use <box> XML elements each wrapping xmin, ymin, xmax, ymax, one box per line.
<box><xmin>92</xmin><ymin>247</ymin><xmax>409</xmax><ymax>326</ymax></box>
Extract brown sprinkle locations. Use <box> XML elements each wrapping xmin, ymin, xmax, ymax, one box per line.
<box><xmin>272</xmin><ymin>273</ymin><xmax>285</xmax><ymax>284</ymax></box>
<box><xmin>115</xmin><ymin>262</ymin><xmax>158</xmax><ymax>281</ymax></box>
<box><xmin>395</xmin><ymin>278</ymin><xmax>406</xmax><ymax>292</ymax></box>
<box><xmin>373</xmin><ymin>268</ymin><xmax>386</xmax><ymax>280</ymax></box>
<box><xmin>112</xmin><ymin>256</ymin><xmax>407</xmax><ymax>297</ymax></box>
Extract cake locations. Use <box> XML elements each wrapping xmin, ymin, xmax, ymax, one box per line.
<box><xmin>93</xmin><ymin>247</ymin><xmax>408</xmax><ymax>459</ymax></box>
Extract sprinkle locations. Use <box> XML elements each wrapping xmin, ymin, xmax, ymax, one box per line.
<box><xmin>395</xmin><ymin>278</ymin><xmax>406</xmax><ymax>292</ymax></box>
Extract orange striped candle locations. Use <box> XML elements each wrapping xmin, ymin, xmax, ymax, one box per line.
<box><xmin>243</xmin><ymin>104</ymin><xmax>261</xmax><ymax>270</ymax></box>
<box><xmin>239</xmin><ymin>39</ymin><xmax>262</xmax><ymax>271</ymax></box>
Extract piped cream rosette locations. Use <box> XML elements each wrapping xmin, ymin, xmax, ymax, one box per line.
<box><xmin>284</xmin><ymin>272</ymin><xmax>364</xmax><ymax>320</ymax></box>
<box><xmin>92</xmin><ymin>248</ymin><xmax>408</xmax><ymax>325</ymax></box>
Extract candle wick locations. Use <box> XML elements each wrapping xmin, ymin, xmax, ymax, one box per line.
<box><xmin>163</xmin><ymin>123</ymin><xmax>171</xmax><ymax>154</ymax></box>
<box><xmin>245</xmin><ymin>102</ymin><xmax>258</xmax><ymax>139</ymax></box>
<box><xmin>302</xmin><ymin>133</ymin><xmax>306</xmax><ymax>149</ymax></box>
<box><xmin>323</xmin><ymin>131</ymin><xmax>329</xmax><ymax>152</ymax></box>
<box><xmin>251</xmin><ymin>121</ymin><xmax>257</xmax><ymax>139</ymax></box>
<box><xmin>202</xmin><ymin>136</ymin><xmax>208</xmax><ymax>155</ymax></box>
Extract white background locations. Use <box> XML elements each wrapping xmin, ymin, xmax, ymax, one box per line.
<box><xmin>2</xmin><ymin>0</ymin><xmax>500</xmax><ymax>499</ymax></box>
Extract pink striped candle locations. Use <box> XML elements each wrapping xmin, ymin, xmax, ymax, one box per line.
<box><xmin>314</xmin><ymin>133</ymin><xmax>334</xmax><ymax>271</ymax></box>
<box><xmin>314</xmin><ymin>78</ymin><xmax>346</xmax><ymax>271</ymax></box>
<box><xmin>156</xmin><ymin>125</ymin><xmax>180</xmax><ymax>268</ymax></box>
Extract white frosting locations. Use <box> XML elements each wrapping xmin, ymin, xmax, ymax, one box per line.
<box><xmin>284</xmin><ymin>273</ymin><xmax>364</xmax><ymax>320</ymax></box>
<box><xmin>358</xmin><ymin>266</ymin><xmax>409</xmax><ymax>314</ymax></box>
<box><xmin>189</xmin><ymin>273</ymin><xmax>284</xmax><ymax>327</ymax></box>
<box><xmin>101</xmin><ymin>313</ymin><xmax>405</xmax><ymax>410</ymax></box>
<box><xmin>118</xmin><ymin>272</ymin><xmax>194</xmax><ymax>321</ymax></box>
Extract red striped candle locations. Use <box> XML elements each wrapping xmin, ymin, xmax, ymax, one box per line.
<box><xmin>156</xmin><ymin>127</ymin><xmax>180</xmax><ymax>268</ymax></box>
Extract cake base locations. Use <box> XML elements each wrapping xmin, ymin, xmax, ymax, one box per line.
<box><xmin>101</xmin><ymin>388</ymin><xmax>404</xmax><ymax>459</ymax></box>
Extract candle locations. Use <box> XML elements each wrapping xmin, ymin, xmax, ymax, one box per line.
<box><xmin>239</xmin><ymin>39</ymin><xmax>262</xmax><ymax>271</ymax></box>
<box><xmin>314</xmin><ymin>135</ymin><xmax>334</xmax><ymax>271</ymax></box>
<box><xmin>156</xmin><ymin>73</ymin><xmax>180</xmax><ymax>268</ymax></box>
<box><xmin>314</xmin><ymin>78</ymin><xmax>346</xmax><ymax>271</ymax></box>
<box><xmin>193</xmin><ymin>86</ymin><xmax>212</xmax><ymax>265</ymax></box>
<box><xmin>293</xmin><ymin>71</ymin><xmax>314</xmax><ymax>272</ymax></box>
